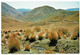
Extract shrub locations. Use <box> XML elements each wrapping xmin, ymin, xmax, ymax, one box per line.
<box><xmin>48</xmin><ymin>31</ymin><xmax>58</xmax><ymax>46</ymax></box>
<box><xmin>33</xmin><ymin>26</ymin><xmax>41</xmax><ymax>32</ymax></box>
<box><xmin>38</xmin><ymin>32</ymin><xmax>44</xmax><ymax>40</ymax></box>
<box><xmin>24</xmin><ymin>44</ymin><xmax>31</xmax><ymax>51</ymax></box>
<box><xmin>29</xmin><ymin>34</ymin><xmax>36</xmax><ymax>42</ymax></box>
<box><xmin>8</xmin><ymin>34</ymin><xmax>20</xmax><ymax>53</ymax></box>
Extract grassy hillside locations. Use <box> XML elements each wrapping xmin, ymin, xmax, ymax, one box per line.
<box><xmin>1</xmin><ymin>2</ymin><xmax>23</xmax><ymax>20</ymax></box>
<box><xmin>22</xmin><ymin>6</ymin><xmax>78</xmax><ymax>22</ymax></box>
<box><xmin>2</xmin><ymin>16</ymin><xmax>33</xmax><ymax>31</ymax></box>
<box><xmin>31</xmin><ymin>12</ymin><xmax>79</xmax><ymax>26</ymax></box>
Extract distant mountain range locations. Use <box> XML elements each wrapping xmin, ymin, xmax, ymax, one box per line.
<box><xmin>1</xmin><ymin>2</ymin><xmax>79</xmax><ymax>27</ymax></box>
<box><xmin>22</xmin><ymin>6</ymin><xmax>78</xmax><ymax>22</ymax></box>
<box><xmin>17</xmin><ymin>9</ymin><xmax>32</xmax><ymax>14</ymax></box>
<box><xmin>66</xmin><ymin>8</ymin><xmax>79</xmax><ymax>11</ymax></box>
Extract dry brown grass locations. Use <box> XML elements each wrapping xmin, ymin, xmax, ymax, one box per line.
<box><xmin>5</xmin><ymin>33</ymin><xmax>10</xmax><ymax>39</ymax></box>
<box><xmin>25</xmin><ymin>28</ymin><xmax>31</xmax><ymax>36</ymax></box>
<box><xmin>38</xmin><ymin>32</ymin><xmax>44</xmax><ymax>40</ymax></box>
<box><xmin>25</xmin><ymin>34</ymin><xmax>30</xmax><ymax>41</ymax></box>
<box><xmin>2</xmin><ymin>38</ymin><xmax>6</xmax><ymax>44</ymax></box>
<box><xmin>45</xmin><ymin>50</ymin><xmax>53</xmax><ymax>54</ymax></box>
<box><xmin>71</xmin><ymin>26</ymin><xmax>79</xmax><ymax>40</ymax></box>
<box><xmin>8</xmin><ymin>34</ymin><xmax>20</xmax><ymax>53</ymax></box>
<box><xmin>29</xmin><ymin>34</ymin><xmax>36</xmax><ymax>42</ymax></box>
<box><xmin>33</xmin><ymin>26</ymin><xmax>41</xmax><ymax>32</ymax></box>
<box><xmin>1</xmin><ymin>33</ymin><xmax>4</xmax><ymax>37</ymax></box>
<box><xmin>24</xmin><ymin>44</ymin><xmax>31</xmax><ymax>51</ymax></box>
<box><xmin>48</xmin><ymin>31</ymin><xmax>58</xmax><ymax>46</ymax></box>
<box><xmin>57</xmin><ymin>28</ymin><xmax>69</xmax><ymax>39</ymax></box>
<box><xmin>48</xmin><ymin>31</ymin><xmax>58</xmax><ymax>40</ymax></box>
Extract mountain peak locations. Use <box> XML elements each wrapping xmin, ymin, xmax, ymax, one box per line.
<box><xmin>37</xmin><ymin>5</ymin><xmax>55</xmax><ymax>10</ymax></box>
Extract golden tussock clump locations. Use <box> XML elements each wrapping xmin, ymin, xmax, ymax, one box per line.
<box><xmin>4</xmin><ymin>31</ymin><xmax>8</xmax><ymax>34</ymax></box>
<box><xmin>19</xmin><ymin>29</ymin><xmax>23</xmax><ymax>32</ymax></box>
<box><xmin>5</xmin><ymin>33</ymin><xmax>10</xmax><ymax>39</ymax></box>
<box><xmin>8</xmin><ymin>34</ymin><xmax>20</xmax><ymax>53</ymax></box>
<box><xmin>25</xmin><ymin>28</ymin><xmax>31</xmax><ymax>35</ymax></box>
<box><xmin>8</xmin><ymin>30</ymin><xmax>11</xmax><ymax>33</ymax></box>
<box><xmin>18</xmin><ymin>36</ymin><xmax>22</xmax><ymax>40</ymax></box>
<box><xmin>24</xmin><ymin>44</ymin><xmax>31</xmax><ymax>51</ymax></box>
<box><xmin>38</xmin><ymin>32</ymin><xmax>44</xmax><ymax>40</ymax></box>
<box><xmin>25</xmin><ymin>28</ymin><xmax>31</xmax><ymax>40</ymax></box>
<box><xmin>33</xmin><ymin>26</ymin><xmax>41</xmax><ymax>32</ymax></box>
<box><xmin>60</xmin><ymin>28</ymin><xmax>69</xmax><ymax>35</ymax></box>
<box><xmin>48</xmin><ymin>31</ymin><xmax>58</xmax><ymax>40</ymax></box>
<box><xmin>25</xmin><ymin>34</ymin><xmax>30</xmax><ymax>41</ymax></box>
<box><xmin>15</xmin><ymin>32</ymin><xmax>20</xmax><ymax>36</ymax></box>
<box><xmin>71</xmin><ymin>26</ymin><xmax>79</xmax><ymax>40</ymax></box>
<box><xmin>71</xmin><ymin>32</ymin><xmax>79</xmax><ymax>40</ymax></box>
<box><xmin>48</xmin><ymin>31</ymin><xmax>58</xmax><ymax>46</ymax></box>
<box><xmin>29</xmin><ymin>34</ymin><xmax>36</xmax><ymax>42</ymax></box>
<box><xmin>57</xmin><ymin>28</ymin><xmax>69</xmax><ymax>39</ymax></box>
<box><xmin>44</xmin><ymin>28</ymin><xmax>49</xmax><ymax>39</ymax></box>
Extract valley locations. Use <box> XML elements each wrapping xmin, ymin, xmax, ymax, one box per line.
<box><xmin>1</xmin><ymin>2</ymin><xmax>79</xmax><ymax>54</ymax></box>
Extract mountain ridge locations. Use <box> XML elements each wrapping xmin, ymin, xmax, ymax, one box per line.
<box><xmin>22</xmin><ymin>5</ymin><xmax>78</xmax><ymax>22</ymax></box>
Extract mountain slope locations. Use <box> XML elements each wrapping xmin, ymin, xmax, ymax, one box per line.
<box><xmin>2</xmin><ymin>16</ymin><xmax>20</xmax><ymax>29</ymax></box>
<box><xmin>22</xmin><ymin>6</ymin><xmax>78</xmax><ymax>22</ymax></box>
<box><xmin>64</xmin><ymin>12</ymin><xmax>79</xmax><ymax>22</ymax></box>
<box><xmin>32</xmin><ymin>12</ymin><xmax>79</xmax><ymax>26</ymax></box>
<box><xmin>1</xmin><ymin>2</ymin><xmax>22</xmax><ymax>20</ymax></box>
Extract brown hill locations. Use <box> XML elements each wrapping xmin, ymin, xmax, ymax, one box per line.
<box><xmin>32</xmin><ymin>12</ymin><xmax>79</xmax><ymax>26</ymax></box>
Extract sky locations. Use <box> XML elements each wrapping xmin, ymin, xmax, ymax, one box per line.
<box><xmin>4</xmin><ymin>1</ymin><xmax>79</xmax><ymax>9</ymax></box>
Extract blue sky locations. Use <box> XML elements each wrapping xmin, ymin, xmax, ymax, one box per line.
<box><xmin>4</xmin><ymin>1</ymin><xmax>79</xmax><ymax>9</ymax></box>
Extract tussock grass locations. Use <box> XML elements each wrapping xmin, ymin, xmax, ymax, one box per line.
<box><xmin>24</xmin><ymin>44</ymin><xmax>31</xmax><ymax>51</ymax></box>
<box><xmin>38</xmin><ymin>32</ymin><xmax>44</xmax><ymax>40</ymax></box>
<box><xmin>8</xmin><ymin>34</ymin><xmax>20</xmax><ymax>53</ymax></box>
<box><xmin>57</xmin><ymin>28</ymin><xmax>69</xmax><ymax>39</ymax></box>
<box><xmin>48</xmin><ymin>31</ymin><xmax>58</xmax><ymax>46</ymax></box>
<box><xmin>5</xmin><ymin>33</ymin><xmax>10</xmax><ymax>39</ymax></box>
<box><xmin>2</xmin><ymin>38</ymin><xmax>6</xmax><ymax>44</ymax></box>
<box><xmin>71</xmin><ymin>26</ymin><xmax>79</xmax><ymax>40</ymax></box>
<box><xmin>33</xmin><ymin>26</ymin><xmax>41</xmax><ymax>32</ymax></box>
<box><xmin>29</xmin><ymin>34</ymin><xmax>36</xmax><ymax>42</ymax></box>
<box><xmin>25</xmin><ymin>28</ymin><xmax>31</xmax><ymax>40</ymax></box>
